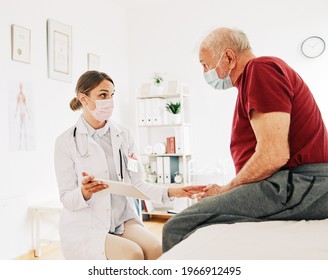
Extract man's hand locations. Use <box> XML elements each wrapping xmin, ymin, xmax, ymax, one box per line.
<box><xmin>195</xmin><ymin>184</ymin><xmax>232</xmax><ymax>200</ymax></box>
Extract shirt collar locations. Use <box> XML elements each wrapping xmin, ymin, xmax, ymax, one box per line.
<box><xmin>81</xmin><ymin>116</ymin><xmax>110</xmax><ymax>138</ymax></box>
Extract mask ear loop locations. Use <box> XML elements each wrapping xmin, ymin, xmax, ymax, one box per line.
<box><xmin>213</xmin><ymin>51</ymin><xmax>225</xmax><ymax>70</ymax></box>
<box><xmin>80</xmin><ymin>93</ymin><xmax>96</xmax><ymax>113</ymax></box>
<box><xmin>215</xmin><ymin>51</ymin><xmax>231</xmax><ymax>78</ymax></box>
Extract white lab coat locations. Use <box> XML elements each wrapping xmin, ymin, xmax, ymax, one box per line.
<box><xmin>54</xmin><ymin>116</ymin><xmax>170</xmax><ymax>259</ymax></box>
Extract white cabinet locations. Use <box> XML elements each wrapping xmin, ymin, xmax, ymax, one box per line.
<box><xmin>136</xmin><ymin>82</ymin><xmax>192</xmax><ymax>217</ymax></box>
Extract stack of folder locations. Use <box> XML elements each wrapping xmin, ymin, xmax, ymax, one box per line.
<box><xmin>156</xmin><ymin>156</ymin><xmax>179</xmax><ymax>184</ymax></box>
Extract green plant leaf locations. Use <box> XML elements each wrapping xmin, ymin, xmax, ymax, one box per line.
<box><xmin>165</xmin><ymin>101</ymin><xmax>181</xmax><ymax>114</ymax></box>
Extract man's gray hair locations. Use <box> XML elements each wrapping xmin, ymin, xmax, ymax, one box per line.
<box><xmin>200</xmin><ymin>27</ymin><xmax>251</xmax><ymax>59</ymax></box>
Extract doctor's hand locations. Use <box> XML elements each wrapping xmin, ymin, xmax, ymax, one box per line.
<box><xmin>168</xmin><ymin>185</ymin><xmax>206</xmax><ymax>198</ymax></box>
<box><xmin>81</xmin><ymin>172</ymin><xmax>109</xmax><ymax>201</ymax></box>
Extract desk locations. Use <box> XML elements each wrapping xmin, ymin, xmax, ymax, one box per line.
<box><xmin>30</xmin><ymin>201</ymin><xmax>62</xmax><ymax>257</ymax></box>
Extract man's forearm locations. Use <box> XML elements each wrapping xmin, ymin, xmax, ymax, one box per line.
<box><xmin>225</xmin><ymin>151</ymin><xmax>289</xmax><ymax>191</ymax></box>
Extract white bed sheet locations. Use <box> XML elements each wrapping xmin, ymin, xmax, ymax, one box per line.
<box><xmin>159</xmin><ymin>219</ymin><xmax>328</xmax><ymax>260</ymax></box>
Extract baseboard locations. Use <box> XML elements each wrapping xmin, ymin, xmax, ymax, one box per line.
<box><xmin>14</xmin><ymin>250</ymin><xmax>35</xmax><ymax>260</ymax></box>
<box><xmin>14</xmin><ymin>244</ymin><xmax>61</xmax><ymax>260</ymax></box>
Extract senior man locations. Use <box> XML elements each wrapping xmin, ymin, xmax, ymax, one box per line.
<box><xmin>162</xmin><ymin>27</ymin><xmax>328</xmax><ymax>252</ymax></box>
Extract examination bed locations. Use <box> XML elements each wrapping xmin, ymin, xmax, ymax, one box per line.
<box><xmin>159</xmin><ymin>218</ymin><xmax>328</xmax><ymax>259</ymax></box>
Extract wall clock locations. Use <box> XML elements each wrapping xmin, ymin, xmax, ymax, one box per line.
<box><xmin>301</xmin><ymin>36</ymin><xmax>326</xmax><ymax>58</ymax></box>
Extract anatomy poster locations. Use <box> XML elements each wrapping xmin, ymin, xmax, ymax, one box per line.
<box><xmin>8</xmin><ymin>81</ymin><xmax>36</xmax><ymax>151</ymax></box>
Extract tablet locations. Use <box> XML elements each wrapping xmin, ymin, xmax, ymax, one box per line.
<box><xmin>94</xmin><ymin>178</ymin><xmax>150</xmax><ymax>200</ymax></box>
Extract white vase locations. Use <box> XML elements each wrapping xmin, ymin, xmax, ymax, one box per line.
<box><xmin>171</xmin><ymin>113</ymin><xmax>181</xmax><ymax>124</ymax></box>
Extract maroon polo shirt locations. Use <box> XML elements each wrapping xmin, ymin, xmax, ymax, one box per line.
<box><xmin>231</xmin><ymin>56</ymin><xmax>328</xmax><ymax>173</ymax></box>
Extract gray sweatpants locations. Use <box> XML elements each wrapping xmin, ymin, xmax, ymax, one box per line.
<box><xmin>162</xmin><ymin>163</ymin><xmax>328</xmax><ymax>252</ymax></box>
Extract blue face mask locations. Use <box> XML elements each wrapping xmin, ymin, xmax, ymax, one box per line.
<box><xmin>203</xmin><ymin>53</ymin><xmax>233</xmax><ymax>90</ymax></box>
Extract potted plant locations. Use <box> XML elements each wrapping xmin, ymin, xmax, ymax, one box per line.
<box><xmin>151</xmin><ymin>72</ymin><xmax>164</xmax><ymax>95</ymax></box>
<box><xmin>165</xmin><ymin>101</ymin><xmax>181</xmax><ymax>124</ymax></box>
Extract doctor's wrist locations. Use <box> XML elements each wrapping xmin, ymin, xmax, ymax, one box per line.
<box><xmin>168</xmin><ymin>188</ymin><xmax>174</xmax><ymax>197</ymax></box>
<box><xmin>167</xmin><ymin>188</ymin><xmax>176</xmax><ymax>199</ymax></box>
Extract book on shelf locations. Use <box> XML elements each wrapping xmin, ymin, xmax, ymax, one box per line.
<box><xmin>137</xmin><ymin>98</ymin><xmax>169</xmax><ymax>126</ymax></box>
<box><xmin>174</xmin><ymin>126</ymin><xmax>191</xmax><ymax>154</ymax></box>
<box><xmin>166</xmin><ymin>136</ymin><xmax>176</xmax><ymax>154</ymax></box>
<box><xmin>141</xmin><ymin>200</ymin><xmax>150</xmax><ymax>220</ymax></box>
<box><xmin>167</xmin><ymin>80</ymin><xmax>190</xmax><ymax>95</ymax></box>
<box><xmin>139</xmin><ymin>82</ymin><xmax>151</xmax><ymax>97</ymax></box>
<box><xmin>163</xmin><ymin>156</ymin><xmax>179</xmax><ymax>184</ymax></box>
<box><xmin>156</xmin><ymin>157</ymin><xmax>164</xmax><ymax>184</ymax></box>
<box><xmin>142</xmin><ymin>199</ymin><xmax>154</xmax><ymax>213</ymax></box>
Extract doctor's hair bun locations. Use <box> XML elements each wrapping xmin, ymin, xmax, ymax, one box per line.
<box><xmin>70</xmin><ymin>97</ymin><xmax>82</xmax><ymax>111</ymax></box>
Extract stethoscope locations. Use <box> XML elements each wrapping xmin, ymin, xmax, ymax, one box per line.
<box><xmin>73</xmin><ymin>127</ymin><xmax>131</xmax><ymax>181</ymax></box>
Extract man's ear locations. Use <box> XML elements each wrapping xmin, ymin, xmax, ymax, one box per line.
<box><xmin>226</xmin><ymin>49</ymin><xmax>237</xmax><ymax>68</ymax></box>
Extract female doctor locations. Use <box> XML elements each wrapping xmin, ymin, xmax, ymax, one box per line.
<box><xmin>54</xmin><ymin>71</ymin><xmax>199</xmax><ymax>260</ymax></box>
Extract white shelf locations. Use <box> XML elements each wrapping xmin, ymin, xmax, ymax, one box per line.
<box><xmin>137</xmin><ymin>82</ymin><xmax>192</xmax><ymax>221</ymax></box>
<box><xmin>137</xmin><ymin>93</ymin><xmax>190</xmax><ymax>99</ymax></box>
<box><xmin>142</xmin><ymin>211</ymin><xmax>175</xmax><ymax>217</ymax></box>
<box><xmin>146</xmin><ymin>182</ymin><xmax>184</xmax><ymax>187</ymax></box>
<box><xmin>138</xmin><ymin>123</ymin><xmax>191</xmax><ymax>128</ymax></box>
<box><xmin>142</xmin><ymin>153</ymin><xmax>191</xmax><ymax>157</ymax></box>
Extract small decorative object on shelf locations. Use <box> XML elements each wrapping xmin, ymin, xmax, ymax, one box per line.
<box><xmin>165</xmin><ymin>101</ymin><xmax>181</xmax><ymax>124</ymax></box>
<box><xmin>148</xmin><ymin>171</ymin><xmax>157</xmax><ymax>183</ymax></box>
<box><xmin>165</xmin><ymin>101</ymin><xmax>181</xmax><ymax>114</ymax></box>
<box><xmin>153</xmin><ymin>142</ymin><xmax>166</xmax><ymax>154</ymax></box>
<box><xmin>153</xmin><ymin>72</ymin><xmax>164</xmax><ymax>86</ymax></box>
<box><xmin>166</xmin><ymin>136</ymin><xmax>176</xmax><ymax>154</ymax></box>
<box><xmin>151</xmin><ymin>72</ymin><xmax>165</xmax><ymax>95</ymax></box>
<box><xmin>174</xmin><ymin>171</ymin><xmax>183</xmax><ymax>184</ymax></box>
<box><xmin>144</xmin><ymin>145</ymin><xmax>153</xmax><ymax>155</ymax></box>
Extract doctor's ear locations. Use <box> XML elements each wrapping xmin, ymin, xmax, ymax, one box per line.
<box><xmin>78</xmin><ymin>93</ymin><xmax>87</xmax><ymax>105</ymax></box>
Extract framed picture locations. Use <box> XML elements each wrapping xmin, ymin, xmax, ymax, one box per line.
<box><xmin>88</xmin><ymin>53</ymin><xmax>100</xmax><ymax>70</ymax></box>
<box><xmin>11</xmin><ymin>25</ymin><xmax>31</xmax><ymax>63</ymax></box>
<box><xmin>47</xmin><ymin>19</ymin><xmax>72</xmax><ymax>82</ymax></box>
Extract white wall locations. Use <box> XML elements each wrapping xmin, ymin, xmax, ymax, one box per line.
<box><xmin>126</xmin><ymin>0</ymin><xmax>328</xmax><ymax>178</ymax></box>
<box><xmin>0</xmin><ymin>0</ymin><xmax>129</xmax><ymax>259</ymax></box>
<box><xmin>1</xmin><ymin>0</ymin><xmax>328</xmax><ymax>259</ymax></box>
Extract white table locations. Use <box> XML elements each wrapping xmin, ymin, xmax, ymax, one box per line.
<box><xmin>30</xmin><ymin>201</ymin><xmax>62</xmax><ymax>257</ymax></box>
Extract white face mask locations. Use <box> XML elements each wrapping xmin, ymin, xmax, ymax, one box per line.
<box><xmin>85</xmin><ymin>95</ymin><xmax>114</xmax><ymax>122</ymax></box>
<box><xmin>203</xmin><ymin>52</ymin><xmax>233</xmax><ymax>90</ymax></box>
